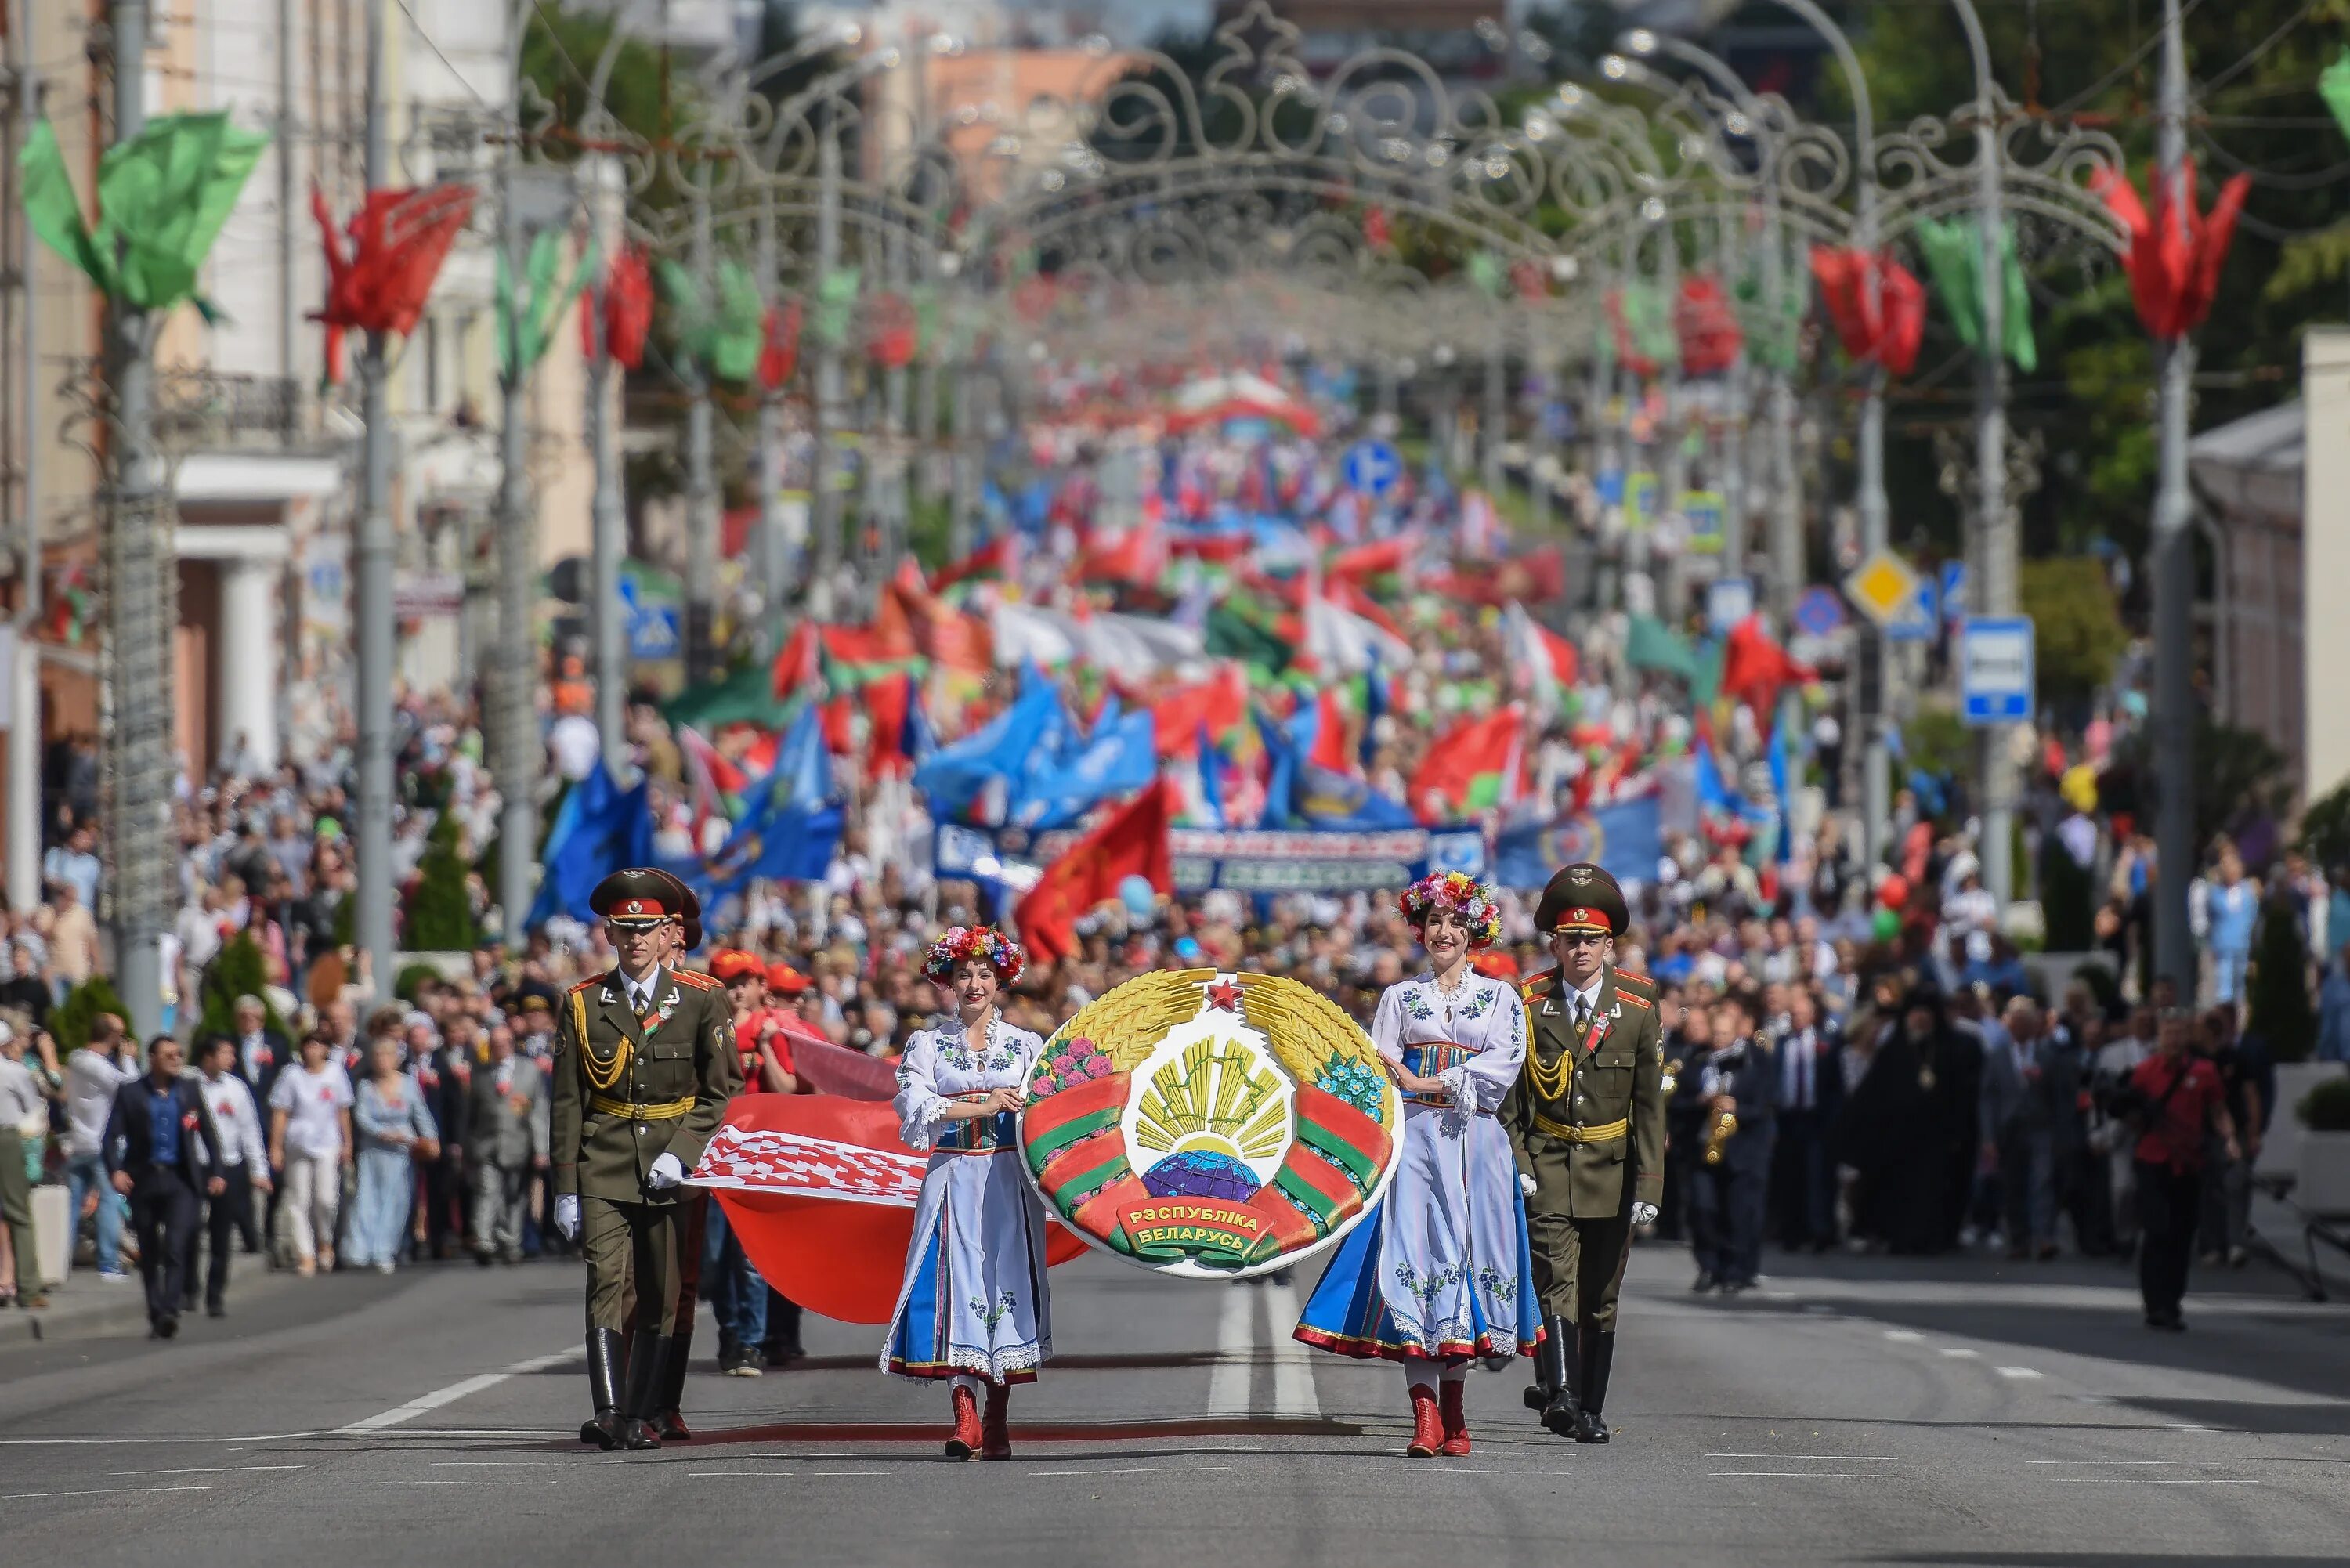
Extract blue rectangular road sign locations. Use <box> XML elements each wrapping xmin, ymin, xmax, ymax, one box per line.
<box><xmin>1959</xmin><ymin>616</ymin><xmax>2034</xmax><ymax>725</ymax></box>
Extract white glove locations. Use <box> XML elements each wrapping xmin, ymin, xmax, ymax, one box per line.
<box><xmin>553</xmin><ymin>1194</ymin><xmax>580</xmax><ymax>1240</ymax></box>
<box><xmin>1518</xmin><ymin>1172</ymin><xmax>1538</xmax><ymax>1198</ymax></box>
<box><xmin>1631</xmin><ymin>1201</ymin><xmax>1659</xmax><ymax>1227</ymax></box>
<box><xmin>646</xmin><ymin>1152</ymin><xmax>686</xmax><ymax>1191</ymax></box>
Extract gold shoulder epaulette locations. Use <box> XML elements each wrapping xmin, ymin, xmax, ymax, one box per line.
<box><xmin>1613</xmin><ymin>969</ymin><xmax>1657</xmax><ymax>993</ymax></box>
<box><xmin>1520</xmin><ymin>972</ymin><xmax>1557</xmax><ymax>1002</ymax></box>
<box><xmin>568</xmin><ymin>976</ymin><xmax>602</xmax><ymax>995</ymax></box>
<box><xmin>672</xmin><ymin>969</ymin><xmax>721</xmax><ymax>992</ymax></box>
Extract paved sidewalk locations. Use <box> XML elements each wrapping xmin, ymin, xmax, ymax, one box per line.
<box><xmin>0</xmin><ymin>1250</ymin><xmax>311</xmax><ymax>1348</ymax></box>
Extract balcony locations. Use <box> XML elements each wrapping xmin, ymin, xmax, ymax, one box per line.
<box><xmin>154</xmin><ymin>371</ymin><xmax>308</xmax><ymax>450</ymax></box>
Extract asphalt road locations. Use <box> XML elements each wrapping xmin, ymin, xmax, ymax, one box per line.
<box><xmin>3</xmin><ymin>1238</ymin><xmax>2347</xmax><ymax>1568</ymax></box>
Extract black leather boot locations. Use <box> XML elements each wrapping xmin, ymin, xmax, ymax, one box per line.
<box><xmin>1576</xmin><ymin>1328</ymin><xmax>1615</xmax><ymax>1444</ymax></box>
<box><xmin>580</xmin><ymin>1329</ymin><xmax>627</xmax><ymax>1449</ymax></box>
<box><xmin>1541</xmin><ymin>1319</ymin><xmax>1583</xmax><ymax>1439</ymax></box>
<box><xmin>652</xmin><ymin>1327</ymin><xmax>695</xmax><ymax>1442</ymax></box>
<box><xmin>619</xmin><ymin>1331</ymin><xmax>666</xmax><ymax>1450</ymax></box>
<box><xmin>1524</xmin><ymin>1313</ymin><xmax>1567</xmax><ymax>1411</ymax></box>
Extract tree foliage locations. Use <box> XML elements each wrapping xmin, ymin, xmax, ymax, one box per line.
<box><xmin>194</xmin><ymin>931</ymin><xmax>292</xmax><ymax>1044</ymax></box>
<box><xmin>52</xmin><ymin>974</ymin><xmax>128</xmax><ymax>1055</ymax></box>
<box><xmin>2297</xmin><ymin>777</ymin><xmax>2350</xmax><ymax>871</ymax></box>
<box><xmin>2019</xmin><ymin>557</ymin><xmax>2129</xmax><ymax>710</ymax></box>
<box><xmin>403</xmin><ymin>812</ymin><xmax>481</xmax><ymax>952</ymax></box>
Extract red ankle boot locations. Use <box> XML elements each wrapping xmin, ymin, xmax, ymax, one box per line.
<box><xmin>981</xmin><ymin>1382</ymin><xmax>1012</xmax><ymax>1461</ymax></box>
<box><xmin>1438</xmin><ymin>1380</ymin><xmax>1471</xmax><ymax>1457</ymax></box>
<box><xmin>1406</xmin><ymin>1386</ymin><xmax>1444</xmax><ymax>1458</ymax></box>
<box><xmin>945</xmin><ymin>1384</ymin><xmax>982</xmax><ymax>1460</ymax></box>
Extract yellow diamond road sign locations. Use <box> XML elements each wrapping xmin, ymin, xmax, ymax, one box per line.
<box><xmin>1844</xmin><ymin>551</ymin><xmax>1922</xmax><ymax>628</ymax></box>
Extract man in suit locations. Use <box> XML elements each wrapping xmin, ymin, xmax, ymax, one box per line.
<box><xmin>230</xmin><ymin>995</ymin><xmax>290</xmax><ymax>1106</ymax></box>
<box><xmin>1769</xmin><ymin>986</ymin><xmax>1843</xmax><ymax>1252</ymax></box>
<box><xmin>102</xmin><ymin>1036</ymin><xmax>225</xmax><ymax>1339</ymax></box>
<box><xmin>1981</xmin><ymin>995</ymin><xmax>2063</xmax><ymax>1258</ymax></box>
<box><xmin>1683</xmin><ymin>990</ymin><xmax>1778</xmax><ymax>1292</ymax></box>
<box><xmin>549</xmin><ymin>869</ymin><xmax>738</xmax><ymax>1451</ymax></box>
<box><xmin>468</xmin><ymin>1020</ymin><xmax>548</xmax><ymax>1266</ymax></box>
<box><xmin>1502</xmin><ymin>862</ymin><xmax>1665</xmax><ymax>1446</ymax></box>
<box><xmin>415</xmin><ymin>1015</ymin><xmax>474</xmax><ymax>1261</ymax></box>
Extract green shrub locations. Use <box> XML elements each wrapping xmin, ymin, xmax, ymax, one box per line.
<box><xmin>2248</xmin><ymin>902</ymin><xmax>2316</xmax><ymax>1064</ymax></box>
<box><xmin>403</xmin><ymin>812</ymin><xmax>479</xmax><ymax>951</ymax></box>
<box><xmin>193</xmin><ymin>930</ymin><xmax>292</xmax><ymax>1043</ymax></box>
<box><xmin>394</xmin><ymin>963</ymin><xmax>444</xmax><ymax>1003</ymax></box>
<box><xmin>52</xmin><ymin>974</ymin><xmax>128</xmax><ymax>1054</ymax></box>
<box><xmin>2298</xmin><ymin>1076</ymin><xmax>2350</xmax><ymax>1133</ymax></box>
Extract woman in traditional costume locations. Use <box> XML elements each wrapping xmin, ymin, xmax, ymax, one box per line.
<box><xmin>882</xmin><ymin>926</ymin><xmax>1052</xmax><ymax>1460</ymax></box>
<box><xmin>1296</xmin><ymin>872</ymin><xmax>1535</xmax><ymax>1457</ymax></box>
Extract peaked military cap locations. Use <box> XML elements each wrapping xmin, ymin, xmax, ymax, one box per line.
<box><xmin>590</xmin><ymin>868</ymin><xmax>682</xmax><ymax>929</ymax></box>
<box><xmin>1535</xmin><ymin>861</ymin><xmax>1629</xmax><ymax>936</ymax></box>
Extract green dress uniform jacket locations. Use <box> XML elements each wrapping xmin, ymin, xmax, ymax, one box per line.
<box><xmin>1502</xmin><ymin>965</ymin><xmax>1666</xmax><ymax>1217</ymax></box>
<box><xmin>551</xmin><ymin>964</ymin><xmax>739</xmax><ymax>1205</ymax></box>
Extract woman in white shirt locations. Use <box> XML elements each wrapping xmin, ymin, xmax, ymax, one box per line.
<box><xmin>881</xmin><ymin>926</ymin><xmax>1050</xmax><ymax>1461</ymax></box>
<box><xmin>267</xmin><ymin>1033</ymin><xmax>353</xmax><ymax>1276</ymax></box>
<box><xmin>193</xmin><ymin>1035</ymin><xmax>270</xmax><ymax>1315</ymax></box>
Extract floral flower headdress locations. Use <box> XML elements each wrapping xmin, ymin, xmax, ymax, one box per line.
<box><xmin>922</xmin><ymin>924</ymin><xmax>1025</xmax><ymax>985</ymax></box>
<box><xmin>1397</xmin><ymin>870</ymin><xmax>1502</xmax><ymax>950</ymax></box>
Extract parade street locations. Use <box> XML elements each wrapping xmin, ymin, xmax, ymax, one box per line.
<box><xmin>3</xmin><ymin>1246</ymin><xmax>2345</xmax><ymax>1568</ymax></box>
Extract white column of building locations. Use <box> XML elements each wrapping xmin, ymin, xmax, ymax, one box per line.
<box><xmin>216</xmin><ymin>553</ymin><xmax>281</xmax><ymax>772</ymax></box>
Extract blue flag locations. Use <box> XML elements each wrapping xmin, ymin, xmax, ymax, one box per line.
<box><xmin>1494</xmin><ymin>797</ymin><xmax>1664</xmax><ymax>890</ymax></box>
<box><xmin>1010</xmin><ymin>699</ymin><xmax>1159</xmax><ymax>832</ymax></box>
<box><xmin>1257</xmin><ymin>709</ymin><xmax>1301</xmax><ymax>828</ymax></box>
<box><xmin>526</xmin><ymin>762</ymin><xmax>652</xmax><ymax>930</ymax></box>
<box><xmin>1693</xmin><ymin>737</ymin><xmax>1743</xmax><ymax>816</ymax></box>
<box><xmin>1196</xmin><ymin>724</ymin><xmax>1226</xmax><ymax>829</ymax></box>
<box><xmin>1766</xmin><ymin>718</ymin><xmax>1793</xmax><ymax>865</ymax></box>
<box><xmin>913</xmin><ymin>662</ymin><xmax>1061</xmax><ymax>822</ymax></box>
<box><xmin>1361</xmin><ymin>653</ymin><xmax>1386</xmax><ymax>771</ymax></box>
<box><xmin>704</xmin><ymin>704</ymin><xmax>842</xmax><ymax>891</ymax></box>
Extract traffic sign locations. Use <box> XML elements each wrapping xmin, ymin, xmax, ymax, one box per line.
<box><xmin>1793</xmin><ymin>586</ymin><xmax>1846</xmax><ymax>638</ymax></box>
<box><xmin>1843</xmin><ymin>551</ymin><xmax>1922</xmax><ymax>627</ymax></box>
<box><xmin>1940</xmin><ymin>560</ymin><xmax>1968</xmax><ymax>623</ymax></box>
<box><xmin>1343</xmin><ymin>439</ymin><xmax>1402</xmax><ymax>497</ymax></box>
<box><xmin>1683</xmin><ymin>489</ymin><xmax>1725</xmax><ymax>555</ymax></box>
<box><xmin>1707</xmin><ymin>577</ymin><xmax>1754</xmax><ymax>634</ymax></box>
<box><xmin>1959</xmin><ymin>616</ymin><xmax>2034</xmax><ymax>725</ymax></box>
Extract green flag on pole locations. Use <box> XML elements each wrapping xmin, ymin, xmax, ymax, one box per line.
<box><xmin>498</xmin><ymin>230</ymin><xmax>598</xmax><ymax>379</ymax></box>
<box><xmin>1625</xmin><ymin>613</ymin><xmax>1699</xmax><ymax>683</ymax></box>
<box><xmin>655</xmin><ymin>258</ymin><xmax>764</xmax><ymax>382</ymax></box>
<box><xmin>20</xmin><ymin>113</ymin><xmax>269</xmax><ymax>313</ymax></box>
<box><xmin>2323</xmin><ymin>50</ymin><xmax>2350</xmax><ymax>143</ymax></box>
<box><xmin>1915</xmin><ymin>215</ymin><xmax>2036</xmax><ymax>374</ymax></box>
<box><xmin>810</xmin><ymin>267</ymin><xmax>862</xmax><ymax>348</ymax></box>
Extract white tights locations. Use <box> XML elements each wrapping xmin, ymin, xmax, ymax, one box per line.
<box><xmin>1405</xmin><ymin>1362</ymin><xmax>1470</xmax><ymax>1395</ymax></box>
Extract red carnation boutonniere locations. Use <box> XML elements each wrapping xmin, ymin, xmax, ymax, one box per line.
<box><xmin>181</xmin><ymin>1111</ymin><xmax>200</xmax><ymax>1130</ymax></box>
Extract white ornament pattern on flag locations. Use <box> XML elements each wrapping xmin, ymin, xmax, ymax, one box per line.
<box><xmin>690</xmin><ymin>1126</ymin><xmax>925</xmax><ymax>1206</ymax></box>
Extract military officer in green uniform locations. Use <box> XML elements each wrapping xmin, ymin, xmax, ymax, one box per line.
<box><xmin>1501</xmin><ymin>862</ymin><xmax>1665</xmax><ymax>1444</ymax></box>
<box><xmin>551</xmin><ymin>869</ymin><xmax>739</xmax><ymax>1451</ymax></box>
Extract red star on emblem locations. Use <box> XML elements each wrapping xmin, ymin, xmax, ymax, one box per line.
<box><xmin>1206</xmin><ymin>981</ymin><xmax>1243</xmax><ymax>1013</ymax></box>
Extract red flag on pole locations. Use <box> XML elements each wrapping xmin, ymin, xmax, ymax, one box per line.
<box><xmin>577</xmin><ymin>244</ymin><xmax>653</xmax><ymax>371</ymax></box>
<box><xmin>1809</xmin><ymin>245</ymin><xmax>1925</xmax><ymax>376</ymax></box>
<box><xmin>313</xmin><ymin>182</ymin><xmax>475</xmax><ymax>382</ymax></box>
<box><xmin>1014</xmin><ymin>779</ymin><xmax>1173</xmax><ymax>966</ymax></box>
<box><xmin>1721</xmin><ymin>614</ymin><xmax>1816</xmax><ymax>719</ymax></box>
<box><xmin>2092</xmin><ymin>159</ymin><xmax>2250</xmax><ymax>341</ymax></box>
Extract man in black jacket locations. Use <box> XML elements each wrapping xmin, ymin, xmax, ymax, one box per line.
<box><xmin>103</xmin><ymin>1036</ymin><xmax>226</xmax><ymax>1339</ymax></box>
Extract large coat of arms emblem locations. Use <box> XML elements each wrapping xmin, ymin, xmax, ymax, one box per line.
<box><xmin>1018</xmin><ymin>970</ymin><xmax>1401</xmax><ymax>1279</ymax></box>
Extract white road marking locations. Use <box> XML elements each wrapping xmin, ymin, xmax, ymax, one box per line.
<box><xmin>1039</xmin><ymin>1465</ymin><xmax>1237</xmax><ymax>1477</ymax></box>
<box><xmin>1997</xmin><ymin>1367</ymin><xmax>2044</xmax><ymax>1379</ymax></box>
<box><xmin>1939</xmin><ymin>1347</ymin><xmax>1980</xmax><ymax>1359</ymax></box>
<box><xmin>2052</xmin><ymin>1478</ymin><xmax>2259</xmax><ymax>1486</ymax></box>
<box><xmin>2025</xmin><ymin>1460</ymin><xmax>2178</xmax><ymax>1466</ymax></box>
<box><xmin>4</xmin><ymin>1484</ymin><xmax>215</xmax><ymax>1499</ymax></box>
<box><xmin>107</xmin><ymin>1465</ymin><xmax>306</xmax><ymax>1476</ymax></box>
<box><xmin>1206</xmin><ymin>1285</ymin><xmax>1254</xmax><ymax>1417</ymax></box>
<box><xmin>1706</xmin><ymin>1453</ymin><xmax>1896</xmax><ymax>1461</ymax></box>
<box><xmin>1263</xmin><ymin>1280</ymin><xmax>1323</xmax><ymax>1420</ymax></box>
<box><xmin>1882</xmin><ymin>1330</ymin><xmax>1924</xmax><ymax>1342</ymax></box>
<box><xmin>337</xmin><ymin>1347</ymin><xmax>580</xmax><ymax>1433</ymax></box>
<box><xmin>687</xmin><ymin>1471</ymin><xmax>887</xmax><ymax>1479</ymax></box>
<box><xmin>346</xmin><ymin>1478</ymin><xmax>532</xmax><ymax>1487</ymax></box>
